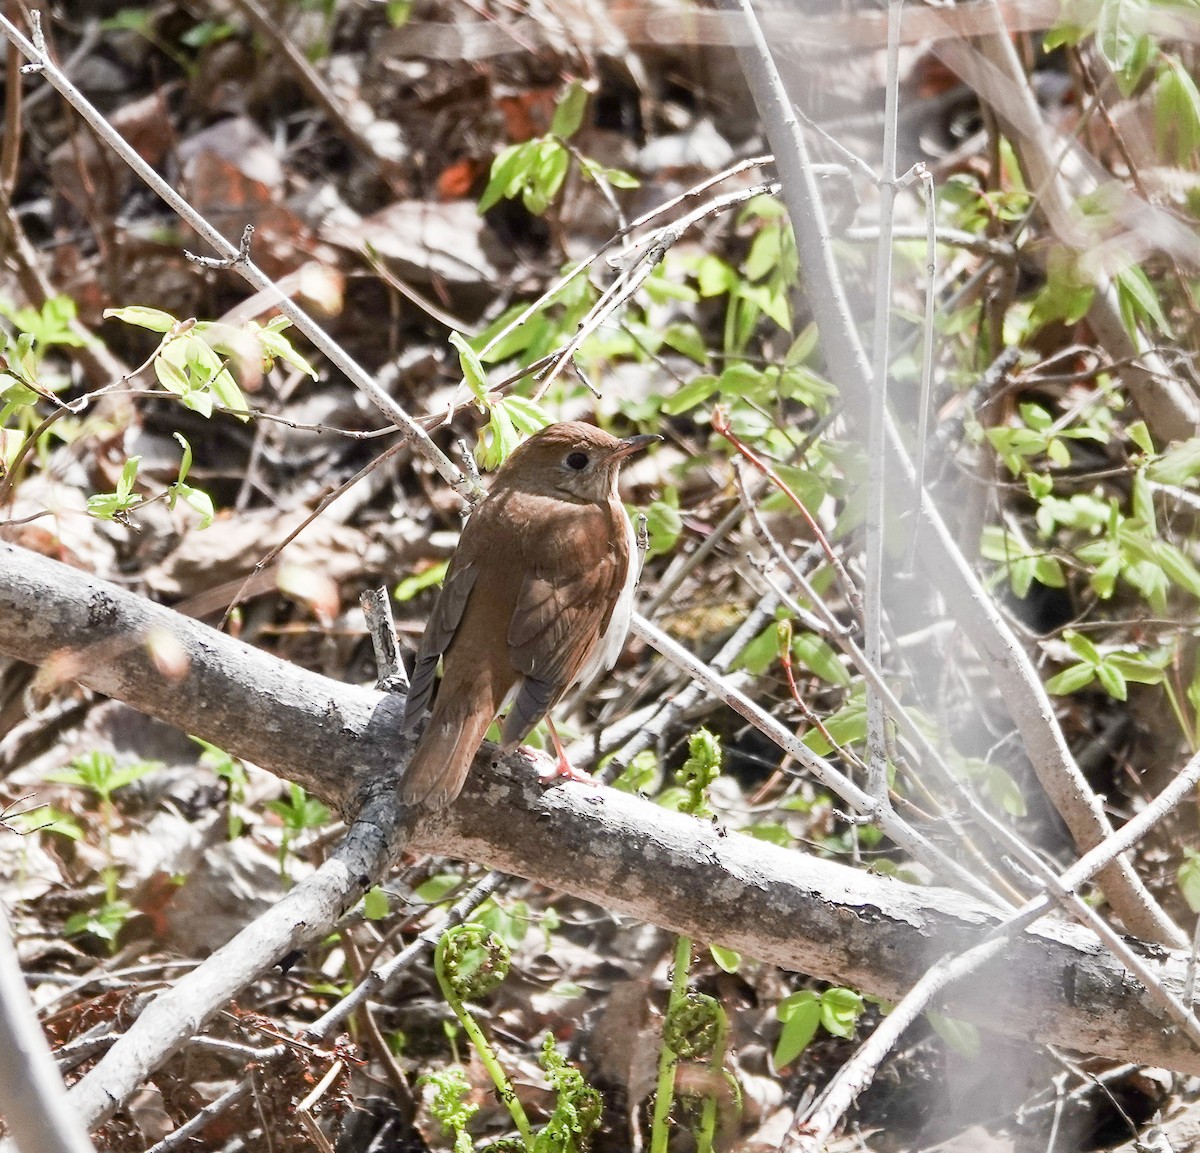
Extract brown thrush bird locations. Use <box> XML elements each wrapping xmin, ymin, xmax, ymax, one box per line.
<box><xmin>401</xmin><ymin>421</ymin><xmax>659</xmax><ymax>809</ymax></box>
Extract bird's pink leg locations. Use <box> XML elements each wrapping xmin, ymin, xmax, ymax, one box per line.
<box><xmin>519</xmin><ymin>718</ymin><xmax>597</xmax><ymax>787</ymax></box>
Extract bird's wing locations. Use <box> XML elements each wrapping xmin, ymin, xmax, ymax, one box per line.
<box><xmin>402</xmin><ymin>553</ymin><xmax>478</xmax><ymax>731</ymax></box>
<box><xmin>500</xmin><ymin>504</ymin><xmax>627</xmax><ymax>745</ymax></box>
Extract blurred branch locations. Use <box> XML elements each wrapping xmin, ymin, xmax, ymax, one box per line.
<box><xmin>932</xmin><ymin>6</ymin><xmax>1200</xmax><ymax>442</ymax></box>
<box><xmin>713</xmin><ymin>0</ymin><xmax>1184</xmax><ymax>948</ymax></box>
<box><xmin>0</xmin><ymin>908</ymin><xmax>97</xmax><ymax>1153</ymax></box>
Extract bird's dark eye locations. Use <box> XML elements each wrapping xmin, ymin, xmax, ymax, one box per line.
<box><xmin>565</xmin><ymin>451</ymin><xmax>589</xmax><ymax>471</ymax></box>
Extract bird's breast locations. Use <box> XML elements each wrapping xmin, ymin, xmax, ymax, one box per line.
<box><xmin>573</xmin><ymin>509</ymin><xmax>638</xmax><ymax>686</ymax></box>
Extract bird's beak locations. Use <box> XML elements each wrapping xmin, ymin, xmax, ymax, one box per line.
<box><xmin>610</xmin><ymin>433</ymin><xmax>662</xmax><ymax>461</ymax></box>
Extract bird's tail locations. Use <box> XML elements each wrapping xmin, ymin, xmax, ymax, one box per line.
<box><xmin>400</xmin><ymin>684</ymin><xmax>496</xmax><ymax>810</ymax></box>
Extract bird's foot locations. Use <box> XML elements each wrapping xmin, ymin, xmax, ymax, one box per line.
<box><xmin>518</xmin><ymin>745</ymin><xmax>597</xmax><ymax>789</ymax></box>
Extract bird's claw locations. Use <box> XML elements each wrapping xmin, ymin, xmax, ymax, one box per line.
<box><xmin>518</xmin><ymin>745</ymin><xmax>597</xmax><ymax>788</ymax></box>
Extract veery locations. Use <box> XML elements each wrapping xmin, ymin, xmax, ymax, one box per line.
<box><xmin>401</xmin><ymin>421</ymin><xmax>659</xmax><ymax>809</ymax></box>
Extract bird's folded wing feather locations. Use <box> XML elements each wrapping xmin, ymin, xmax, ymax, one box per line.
<box><xmin>402</xmin><ymin>556</ymin><xmax>478</xmax><ymax>730</ymax></box>
<box><xmin>501</xmin><ymin>510</ymin><xmax>626</xmax><ymax>743</ymax></box>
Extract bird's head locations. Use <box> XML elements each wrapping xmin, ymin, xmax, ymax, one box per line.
<box><xmin>493</xmin><ymin>421</ymin><xmax>660</xmax><ymax>504</ymax></box>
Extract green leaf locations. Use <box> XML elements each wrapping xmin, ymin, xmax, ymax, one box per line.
<box><xmin>498</xmin><ymin>394</ymin><xmax>551</xmax><ymax>436</ymax></box>
<box><xmin>363</xmin><ymin>886</ymin><xmax>390</xmax><ymax>920</ymax></box>
<box><xmin>0</xmin><ymin>428</ymin><xmax>24</xmax><ymax>470</ymax></box>
<box><xmin>116</xmin><ymin>455</ymin><xmax>140</xmax><ymax>501</ymax></box>
<box><xmin>1131</xmin><ymin>469</ymin><xmax>1156</xmax><ymax>531</ymax></box>
<box><xmin>739</xmin><ymin>281</ymin><xmax>791</xmax><ymax>331</ymax></box>
<box><xmin>743</xmin><ymin>822</ymin><xmax>792</xmax><ymax>846</ymax></box>
<box><xmin>803</xmin><ymin>693</ymin><xmax>868</xmax><ymax>754</ymax></box>
<box><xmin>173</xmin><ymin>432</ymin><xmax>193</xmax><ymax>484</ymax></box>
<box><xmin>153</xmin><ymin>341</ymin><xmax>194</xmax><ymax>397</ymax></box>
<box><xmin>599</xmin><ymin>165</ymin><xmax>639</xmax><ymax>189</ymax></box>
<box><xmin>1064</xmin><ymin>629</ymin><xmax>1102</xmax><ymax>664</ymax></box>
<box><xmin>1156</xmin><ymin>57</ymin><xmax>1200</xmax><ymax>163</ymax></box>
<box><xmin>1179</xmin><ymin>850</ymin><xmax>1200</xmax><ymax>913</ymax></box>
<box><xmin>266</xmin><ymin>782</ymin><xmax>330</xmax><ymax>832</ymax></box>
<box><xmin>1096</xmin><ymin>660</ymin><xmax>1128</xmax><ymax>700</ymax></box>
<box><xmin>477</xmin><ymin>404</ymin><xmax>518</xmax><ymax>470</ymax></box>
<box><xmin>1087</xmin><ymin>553</ymin><xmax>1121</xmax><ymax>599</ymax></box>
<box><xmin>525</xmin><ymin>141</ymin><xmax>569</xmax><ymax>214</ymax></box>
<box><xmin>779</xmin><ymin>365</ymin><xmax>837</xmax><ymax>412</ymax></box>
<box><xmin>785</xmin><ymin>324</ymin><xmax>819</xmax><ymax>365</ymax></box>
<box><xmin>104</xmin><ymin>305</ymin><xmax>178</xmax><ymax>332</ymax></box>
<box><xmin>1189</xmin><ymin>653</ymin><xmax>1200</xmax><ymax>722</ymax></box>
<box><xmin>694</xmin><ymin>255</ymin><xmax>737</xmax><ymax>297</ymax></box>
<box><xmin>660</xmin><ymin>322</ymin><xmax>708</xmax><ymax>365</ymax></box>
<box><xmin>1019</xmin><ymin>402</ymin><xmax>1053</xmax><ymax>431</ymax></box>
<box><xmin>774</xmin><ymin>994</ymin><xmax>821</xmax><ymax>1068</ymax></box>
<box><xmin>610</xmin><ymin>749</ymin><xmax>658</xmax><ymax>793</ymax></box>
<box><xmin>1127</xmin><ymin>420</ymin><xmax>1154</xmax><ymax>455</ymax></box>
<box><xmin>1152</xmin><ymin>541</ymin><xmax>1200</xmax><ymax>598</ymax></box>
<box><xmin>450</xmin><ymin>330</ymin><xmax>489</xmax><ymax>404</ymax></box>
<box><xmin>641</xmin><ymin>495</ymin><xmax>683</xmax><ymax>558</ymax></box>
<box><xmin>1116</xmin><ymin>264</ymin><xmax>1172</xmax><ymax>338</ymax></box>
<box><xmin>1027</xmin><ymin>473</ymin><xmax>1054</xmax><ymax>500</ymax></box>
<box><xmin>253</xmin><ymin>319</ymin><xmax>319</xmax><ymax>380</ymax></box>
<box><xmin>1108</xmin><ymin>650</ymin><xmax>1166</xmax><ymax>685</ymax></box>
<box><xmin>395</xmin><ymin>561</ymin><xmax>449</xmax><ymax>603</ymax></box>
<box><xmin>386</xmin><ymin>0</ymin><xmax>413</xmax><ymax>27</ymax></box>
<box><xmin>1147</xmin><ymin>437</ymin><xmax>1200</xmax><ymax>486</ymax></box>
<box><xmin>1033</xmin><ymin>555</ymin><xmax>1067</xmax><ymax>589</ymax></box>
<box><xmin>0</xmin><ymin>373</ymin><xmax>38</xmax><ymax>406</ymax></box>
<box><xmin>66</xmin><ymin>901</ymin><xmax>133</xmax><ymax>945</ymax></box>
<box><xmin>1045</xmin><ymin>663</ymin><xmax>1096</xmax><ymax>695</ymax></box>
<box><xmin>792</xmin><ymin>632</ymin><xmax>851</xmax><ymax>686</ymax></box>
<box><xmin>736</xmin><ymin>622</ymin><xmax>783</xmax><ymax>676</ymax></box>
<box><xmin>744</xmin><ymin>223</ymin><xmax>783</xmax><ymax>281</ymax></box>
<box><xmin>709</xmin><ymin>944</ymin><xmax>741</xmax><ymax>973</ymax></box>
<box><xmin>758</xmin><ymin>464</ymin><xmax>825</xmax><ymax>517</ymax></box>
<box><xmin>7</xmin><ymin>805</ymin><xmax>82</xmax><ymax>840</ymax></box>
<box><xmin>1046</xmin><ymin>438</ymin><xmax>1070</xmax><ymax>467</ymax></box>
<box><xmin>1044</xmin><ymin>0</ymin><xmax>1095</xmax><ymax>47</ymax></box>
<box><xmin>1096</xmin><ymin>0</ymin><xmax>1151</xmax><ymax>97</ymax></box>
<box><xmin>85</xmin><ymin>494</ymin><xmax>123</xmax><ymax>520</ymax></box>
<box><xmin>663</xmin><ymin>375</ymin><xmax>718</xmax><ymax>416</ymax></box>
<box><xmin>550</xmin><ymin>81</ymin><xmax>587</xmax><ymax>139</ymax></box>
<box><xmin>478</xmin><ymin>141</ymin><xmax>535</xmax><ymax>213</ymax></box>
<box><xmin>1030</xmin><ymin>247</ymin><xmax>1095</xmax><ymax>329</ymax></box>
<box><xmin>819</xmin><ymin>988</ymin><xmax>864</xmax><ymax>1038</ymax></box>
<box><xmin>927</xmin><ymin>1012</ymin><xmax>981</xmax><ymax>1058</ymax></box>
<box><xmin>414</xmin><ymin>871</ymin><xmax>464</xmax><ymax>903</ymax></box>
<box><xmin>985</xmin><ymin>766</ymin><xmax>1028</xmax><ymax>817</ymax></box>
<box><xmin>169</xmin><ymin>483</ymin><xmax>215</xmax><ymax>529</ymax></box>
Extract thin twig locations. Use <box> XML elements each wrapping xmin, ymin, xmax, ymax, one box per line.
<box><xmin>862</xmin><ymin>0</ymin><xmax>903</xmax><ymax>801</ymax></box>
<box><xmin>0</xmin><ymin>10</ymin><xmax>472</xmax><ymax>503</ymax></box>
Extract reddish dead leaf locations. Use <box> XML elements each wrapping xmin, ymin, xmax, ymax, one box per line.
<box><xmin>437</xmin><ymin>157</ymin><xmax>484</xmax><ymax>201</ymax></box>
<box><xmin>497</xmin><ymin>88</ymin><xmax>561</xmax><ymax>142</ymax></box>
<box><xmin>133</xmin><ymin>871</ymin><xmax>182</xmax><ymax>939</ymax></box>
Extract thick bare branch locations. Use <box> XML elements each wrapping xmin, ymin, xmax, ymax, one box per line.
<box><xmin>1</xmin><ymin>540</ymin><xmax>1199</xmax><ymax>1139</ymax></box>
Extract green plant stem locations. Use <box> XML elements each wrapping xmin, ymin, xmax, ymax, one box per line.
<box><xmin>434</xmin><ymin>939</ymin><xmax>532</xmax><ymax>1147</ymax></box>
<box><xmin>695</xmin><ymin>1012</ymin><xmax>729</xmax><ymax>1153</ymax></box>
<box><xmin>1163</xmin><ymin>678</ymin><xmax>1196</xmax><ymax>753</ymax></box>
<box><xmin>649</xmin><ymin>935</ymin><xmax>692</xmax><ymax>1153</ymax></box>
